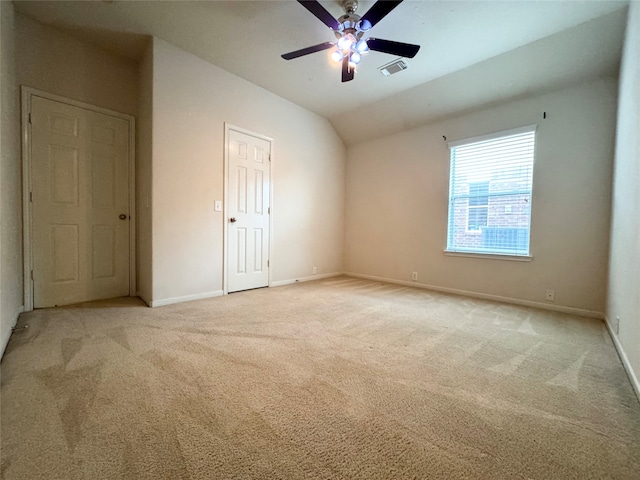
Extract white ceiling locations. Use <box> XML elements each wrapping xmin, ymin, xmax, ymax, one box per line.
<box><xmin>14</xmin><ymin>0</ymin><xmax>628</xmax><ymax>145</ymax></box>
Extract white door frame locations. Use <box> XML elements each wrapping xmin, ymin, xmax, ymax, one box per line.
<box><xmin>21</xmin><ymin>87</ymin><xmax>136</xmax><ymax>311</ymax></box>
<box><xmin>223</xmin><ymin>123</ymin><xmax>273</xmax><ymax>295</ymax></box>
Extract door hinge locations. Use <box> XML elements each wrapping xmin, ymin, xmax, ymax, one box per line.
<box><xmin>267</xmin><ymin>260</ymin><xmax>270</xmax><ymax>267</ymax></box>
<box><xmin>29</xmin><ymin>192</ymin><xmax>33</xmax><ymax>203</ymax></box>
<box><xmin>28</xmin><ymin>113</ymin><xmax>32</xmax><ymax>124</ymax></box>
<box><xmin>31</xmin><ymin>270</ymin><xmax>33</xmax><ymax>280</ymax></box>
<box><xmin>268</xmin><ymin>207</ymin><xmax>270</xmax><ymax>214</ymax></box>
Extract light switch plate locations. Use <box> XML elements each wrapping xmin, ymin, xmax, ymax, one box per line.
<box><xmin>214</xmin><ymin>200</ymin><xmax>223</xmax><ymax>212</ymax></box>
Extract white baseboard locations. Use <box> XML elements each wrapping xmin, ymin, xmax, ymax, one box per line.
<box><xmin>1</xmin><ymin>305</ymin><xmax>25</xmax><ymax>359</ymax></box>
<box><xmin>149</xmin><ymin>290</ymin><xmax>224</xmax><ymax>308</ymax></box>
<box><xmin>343</xmin><ymin>272</ymin><xmax>605</xmax><ymax>319</ymax></box>
<box><xmin>271</xmin><ymin>272</ymin><xmax>343</xmax><ymax>288</ymax></box>
<box><xmin>604</xmin><ymin>316</ymin><xmax>640</xmax><ymax>401</ymax></box>
<box><xmin>147</xmin><ymin>273</ymin><xmax>343</xmax><ymax>305</ymax></box>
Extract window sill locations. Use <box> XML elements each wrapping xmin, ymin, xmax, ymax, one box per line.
<box><xmin>443</xmin><ymin>251</ymin><xmax>533</xmax><ymax>262</ymax></box>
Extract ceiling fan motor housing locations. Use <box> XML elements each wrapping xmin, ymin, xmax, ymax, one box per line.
<box><xmin>335</xmin><ymin>13</ymin><xmax>365</xmax><ymax>39</ymax></box>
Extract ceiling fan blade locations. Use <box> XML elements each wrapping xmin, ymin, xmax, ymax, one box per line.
<box><xmin>297</xmin><ymin>0</ymin><xmax>340</xmax><ymax>30</ymax></box>
<box><xmin>367</xmin><ymin>38</ymin><xmax>420</xmax><ymax>58</ymax></box>
<box><xmin>360</xmin><ymin>0</ymin><xmax>404</xmax><ymax>28</ymax></box>
<box><xmin>281</xmin><ymin>42</ymin><xmax>335</xmax><ymax>60</ymax></box>
<box><xmin>342</xmin><ymin>56</ymin><xmax>355</xmax><ymax>83</ymax></box>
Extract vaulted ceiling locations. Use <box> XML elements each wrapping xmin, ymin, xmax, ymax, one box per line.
<box><xmin>14</xmin><ymin>0</ymin><xmax>628</xmax><ymax>145</ymax></box>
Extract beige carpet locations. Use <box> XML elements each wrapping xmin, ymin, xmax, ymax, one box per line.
<box><xmin>1</xmin><ymin>276</ymin><xmax>639</xmax><ymax>479</ymax></box>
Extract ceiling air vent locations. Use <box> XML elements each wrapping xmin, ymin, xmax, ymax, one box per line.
<box><xmin>379</xmin><ymin>59</ymin><xmax>408</xmax><ymax>77</ymax></box>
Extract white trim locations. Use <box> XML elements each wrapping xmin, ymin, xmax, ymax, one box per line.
<box><xmin>447</xmin><ymin>124</ymin><xmax>538</xmax><ymax>148</ymax></box>
<box><xmin>270</xmin><ymin>272</ymin><xmax>343</xmax><ymax>288</ymax></box>
<box><xmin>21</xmin><ymin>89</ymin><xmax>33</xmax><ymax>311</ymax></box>
<box><xmin>149</xmin><ymin>290</ymin><xmax>224</xmax><ymax>308</ymax></box>
<box><xmin>223</xmin><ymin>123</ymin><xmax>273</xmax><ymax>295</ymax></box>
<box><xmin>137</xmin><ymin>292</ymin><xmax>151</xmax><ymax>307</ymax></box>
<box><xmin>223</xmin><ymin>125</ymin><xmax>229</xmax><ymax>295</ymax></box>
<box><xmin>343</xmin><ymin>272</ymin><xmax>605</xmax><ymax>319</ymax></box>
<box><xmin>604</xmin><ymin>316</ymin><xmax>640</xmax><ymax>401</ymax></box>
<box><xmin>0</xmin><ymin>306</ymin><xmax>25</xmax><ymax>359</ymax></box>
<box><xmin>128</xmin><ymin>118</ymin><xmax>137</xmax><ymax>298</ymax></box>
<box><xmin>20</xmin><ymin>87</ymin><xmax>136</xmax><ymax>311</ymax></box>
<box><xmin>444</xmin><ymin>251</ymin><xmax>533</xmax><ymax>262</ymax></box>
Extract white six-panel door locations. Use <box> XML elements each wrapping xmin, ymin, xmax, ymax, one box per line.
<box><xmin>30</xmin><ymin>95</ymin><xmax>131</xmax><ymax>307</ymax></box>
<box><xmin>226</xmin><ymin>128</ymin><xmax>271</xmax><ymax>293</ymax></box>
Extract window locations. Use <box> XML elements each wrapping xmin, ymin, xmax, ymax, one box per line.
<box><xmin>467</xmin><ymin>181</ymin><xmax>489</xmax><ymax>231</ymax></box>
<box><xmin>446</xmin><ymin>125</ymin><xmax>536</xmax><ymax>257</ymax></box>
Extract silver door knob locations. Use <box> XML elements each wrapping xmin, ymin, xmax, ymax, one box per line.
<box><xmin>119</xmin><ymin>214</ymin><xmax>127</xmax><ymax>220</ymax></box>
<box><xmin>229</xmin><ymin>217</ymin><xmax>237</xmax><ymax>223</ymax></box>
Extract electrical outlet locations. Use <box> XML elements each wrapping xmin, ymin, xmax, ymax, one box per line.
<box><xmin>545</xmin><ymin>289</ymin><xmax>555</xmax><ymax>302</ymax></box>
<box><xmin>214</xmin><ymin>200</ymin><xmax>222</xmax><ymax>212</ymax></box>
<box><xmin>411</xmin><ymin>272</ymin><xmax>418</xmax><ymax>281</ymax></box>
<box><xmin>312</xmin><ymin>266</ymin><xmax>317</xmax><ymax>274</ymax></box>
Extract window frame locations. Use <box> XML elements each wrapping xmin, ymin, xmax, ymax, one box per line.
<box><xmin>444</xmin><ymin>125</ymin><xmax>537</xmax><ymax>260</ymax></box>
<box><xmin>466</xmin><ymin>180</ymin><xmax>489</xmax><ymax>233</ymax></box>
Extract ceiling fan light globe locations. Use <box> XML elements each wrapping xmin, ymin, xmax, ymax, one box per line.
<box><xmin>331</xmin><ymin>50</ymin><xmax>344</xmax><ymax>62</ymax></box>
<box><xmin>351</xmin><ymin>52</ymin><xmax>361</xmax><ymax>64</ymax></box>
<box><xmin>359</xmin><ymin>19</ymin><xmax>372</xmax><ymax>31</ymax></box>
<box><xmin>356</xmin><ymin>39</ymin><xmax>369</xmax><ymax>53</ymax></box>
<box><xmin>337</xmin><ymin>36</ymin><xmax>350</xmax><ymax>51</ymax></box>
<box><xmin>338</xmin><ymin>33</ymin><xmax>357</xmax><ymax>51</ymax></box>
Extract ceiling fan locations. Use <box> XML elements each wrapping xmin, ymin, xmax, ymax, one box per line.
<box><xmin>281</xmin><ymin>0</ymin><xmax>421</xmax><ymax>82</ymax></box>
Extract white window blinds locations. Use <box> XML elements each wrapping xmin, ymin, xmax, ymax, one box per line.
<box><xmin>446</xmin><ymin>126</ymin><xmax>536</xmax><ymax>256</ymax></box>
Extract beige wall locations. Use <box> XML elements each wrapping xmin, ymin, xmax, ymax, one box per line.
<box><xmin>149</xmin><ymin>38</ymin><xmax>345</xmax><ymax>304</ymax></box>
<box><xmin>345</xmin><ymin>77</ymin><xmax>617</xmax><ymax>315</ymax></box>
<box><xmin>607</xmin><ymin>1</ymin><xmax>640</xmax><ymax>393</ymax></box>
<box><xmin>15</xmin><ymin>13</ymin><xmax>138</xmax><ymax>116</ymax></box>
<box><xmin>137</xmin><ymin>41</ymin><xmax>153</xmax><ymax>304</ymax></box>
<box><xmin>1</xmin><ymin>1</ymin><xmax>23</xmax><ymax>356</ymax></box>
<box><xmin>6</xmin><ymin>16</ymin><xmax>344</xmax><ymax>310</ymax></box>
